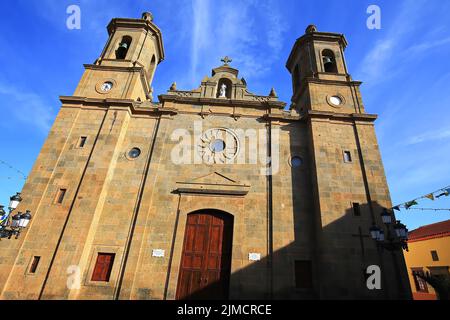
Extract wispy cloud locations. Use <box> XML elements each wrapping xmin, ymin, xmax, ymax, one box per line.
<box><xmin>359</xmin><ymin>38</ymin><xmax>395</xmax><ymax>84</ymax></box>
<box><xmin>188</xmin><ymin>0</ymin><xmax>287</xmax><ymax>88</ymax></box>
<box><xmin>191</xmin><ymin>0</ymin><xmax>211</xmax><ymax>84</ymax></box>
<box><xmin>357</xmin><ymin>0</ymin><xmax>427</xmax><ymax>84</ymax></box>
<box><xmin>406</xmin><ymin>128</ymin><xmax>450</xmax><ymax>145</ymax></box>
<box><xmin>0</xmin><ymin>82</ymin><xmax>55</xmax><ymax>133</ymax></box>
<box><xmin>406</xmin><ymin>36</ymin><xmax>450</xmax><ymax>54</ymax></box>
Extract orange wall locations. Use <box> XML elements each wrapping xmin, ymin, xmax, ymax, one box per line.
<box><xmin>404</xmin><ymin>235</ymin><xmax>450</xmax><ymax>300</ymax></box>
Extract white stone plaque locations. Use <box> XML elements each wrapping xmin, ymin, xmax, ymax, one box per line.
<box><xmin>248</xmin><ymin>253</ymin><xmax>261</xmax><ymax>261</ymax></box>
<box><xmin>152</xmin><ymin>249</ymin><xmax>165</xmax><ymax>258</ymax></box>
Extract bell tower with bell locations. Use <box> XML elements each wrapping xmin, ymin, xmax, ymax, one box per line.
<box><xmin>286</xmin><ymin>24</ymin><xmax>366</xmax><ymax>114</ymax></box>
<box><xmin>73</xmin><ymin>12</ymin><xmax>164</xmax><ymax>101</ymax></box>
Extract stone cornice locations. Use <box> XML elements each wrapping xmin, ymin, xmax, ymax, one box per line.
<box><xmin>84</xmin><ymin>64</ymin><xmax>151</xmax><ymax>96</ymax></box>
<box><xmin>58</xmin><ymin>96</ymin><xmax>376</xmax><ymax>123</ymax></box>
<box><xmin>305</xmin><ymin>110</ymin><xmax>378</xmax><ymax>122</ymax></box>
<box><xmin>84</xmin><ymin>64</ymin><xmax>145</xmax><ymax>73</ymax></box>
<box><xmin>158</xmin><ymin>94</ymin><xmax>287</xmax><ymax>109</ymax></box>
<box><xmin>306</xmin><ymin>77</ymin><xmax>362</xmax><ymax>86</ymax></box>
<box><xmin>291</xmin><ymin>76</ymin><xmax>362</xmax><ymax>102</ymax></box>
<box><xmin>174</xmin><ymin>183</ymin><xmax>250</xmax><ymax>197</ymax></box>
<box><xmin>59</xmin><ymin>96</ymin><xmax>177</xmax><ymax>116</ymax></box>
<box><xmin>259</xmin><ymin>111</ymin><xmax>376</xmax><ymax>123</ymax></box>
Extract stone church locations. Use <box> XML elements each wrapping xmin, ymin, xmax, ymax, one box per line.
<box><xmin>0</xmin><ymin>12</ymin><xmax>411</xmax><ymax>300</ymax></box>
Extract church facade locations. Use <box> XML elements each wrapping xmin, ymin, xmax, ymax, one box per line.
<box><xmin>0</xmin><ymin>13</ymin><xmax>411</xmax><ymax>300</ymax></box>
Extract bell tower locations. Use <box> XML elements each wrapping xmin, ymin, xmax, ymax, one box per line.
<box><xmin>286</xmin><ymin>25</ymin><xmax>411</xmax><ymax>299</ymax></box>
<box><xmin>73</xmin><ymin>12</ymin><xmax>164</xmax><ymax>101</ymax></box>
<box><xmin>286</xmin><ymin>24</ymin><xmax>365</xmax><ymax>114</ymax></box>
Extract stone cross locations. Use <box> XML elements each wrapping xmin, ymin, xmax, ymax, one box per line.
<box><xmin>221</xmin><ymin>56</ymin><xmax>232</xmax><ymax>65</ymax></box>
<box><xmin>352</xmin><ymin>227</ymin><xmax>370</xmax><ymax>259</ymax></box>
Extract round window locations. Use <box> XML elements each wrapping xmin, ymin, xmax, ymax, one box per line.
<box><xmin>291</xmin><ymin>156</ymin><xmax>303</xmax><ymax>168</ymax></box>
<box><xmin>210</xmin><ymin>139</ymin><xmax>226</xmax><ymax>153</ymax></box>
<box><xmin>329</xmin><ymin>96</ymin><xmax>342</xmax><ymax>106</ymax></box>
<box><xmin>128</xmin><ymin>148</ymin><xmax>141</xmax><ymax>159</ymax></box>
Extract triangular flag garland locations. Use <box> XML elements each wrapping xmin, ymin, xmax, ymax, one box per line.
<box><xmin>405</xmin><ymin>208</ymin><xmax>450</xmax><ymax>212</ymax></box>
<box><xmin>436</xmin><ymin>188</ymin><xmax>450</xmax><ymax>198</ymax></box>
<box><xmin>390</xmin><ymin>185</ymin><xmax>450</xmax><ymax>212</ymax></box>
<box><xmin>0</xmin><ymin>159</ymin><xmax>27</xmax><ymax>180</ymax></box>
<box><xmin>425</xmin><ymin>193</ymin><xmax>435</xmax><ymax>201</ymax></box>
<box><xmin>405</xmin><ymin>200</ymin><xmax>418</xmax><ymax>209</ymax></box>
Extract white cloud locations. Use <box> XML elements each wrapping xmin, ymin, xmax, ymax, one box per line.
<box><xmin>356</xmin><ymin>0</ymin><xmax>428</xmax><ymax>84</ymax></box>
<box><xmin>406</xmin><ymin>36</ymin><xmax>450</xmax><ymax>54</ymax></box>
<box><xmin>0</xmin><ymin>82</ymin><xmax>55</xmax><ymax>133</ymax></box>
<box><xmin>406</xmin><ymin>128</ymin><xmax>450</xmax><ymax>145</ymax></box>
<box><xmin>191</xmin><ymin>0</ymin><xmax>212</xmax><ymax>84</ymax></box>
<box><xmin>359</xmin><ymin>39</ymin><xmax>394</xmax><ymax>83</ymax></box>
<box><xmin>189</xmin><ymin>0</ymin><xmax>287</xmax><ymax>88</ymax></box>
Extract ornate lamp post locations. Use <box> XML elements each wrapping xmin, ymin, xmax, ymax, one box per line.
<box><xmin>370</xmin><ymin>209</ymin><xmax>409</xmax><ymax>251</ymax></box>
<box><xmin>0</xmin><ymin>193</ymin><xmax>32</xmax><ymax>239</ymax></box>
<box><xmin>370</xmin><ymin>208</ymin><xmax>411</xmax><ymax>298</ymax></box>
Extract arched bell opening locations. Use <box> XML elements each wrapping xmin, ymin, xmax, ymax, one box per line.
<box><xmin>116</xmin><ymin>36</ymin><xmax>132</xmax><ymax>60</ymax></box>
<box><xmin>322</xmin><ymin>49</ymin><xmax>338</xmax><ymax>73</ymax></box>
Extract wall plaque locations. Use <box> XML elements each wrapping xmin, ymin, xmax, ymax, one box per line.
<box><xmin>152</xmin><ymin>249</ymin><xmax>165</xmax><ymax>258</ymax></box>
<box><xmin>249</xmin><ymin>253</ymin><xmax>261</xmax><ymax>261</ymax></box>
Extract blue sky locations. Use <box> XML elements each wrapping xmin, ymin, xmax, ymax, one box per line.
<box><xmin>0</xmin><ymin>0</ymin><xmax>449</xmax><ymax>230</ymax></box>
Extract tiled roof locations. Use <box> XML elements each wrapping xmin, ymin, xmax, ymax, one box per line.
<box><xmin>408</xmin><ymin>219</ymin><xmax>450</xmax><ymax>242</ymax></box>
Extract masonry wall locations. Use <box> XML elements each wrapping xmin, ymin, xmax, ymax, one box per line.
<box><xmin>0</xmin><ymin>97</ymin><xmax>411</xmax><ymax>300</ymax></box>
<box><xmin>308</xmin><ymin>116</ymin><xmax>411</xmax><ymax>299</ymax></box>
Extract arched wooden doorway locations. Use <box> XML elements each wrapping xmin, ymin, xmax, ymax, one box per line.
<box><xmin>176</xmin><ymin>210</ymin><xmax>234</xmax><ymax>300</ymax></box>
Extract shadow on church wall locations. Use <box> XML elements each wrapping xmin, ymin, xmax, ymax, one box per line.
<box><xmin>177</xmin><ymin>201</ymin><xmax>411</xmax><ymax>300</ymax></box>
<box><xmin>176</xmin><ymin>121</ymin><xmax>412</xmax><ymax>300</ymax></box>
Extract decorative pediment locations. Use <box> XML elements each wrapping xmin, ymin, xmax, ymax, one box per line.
<box><xmin>162</xmin><ymin>57</ymin><xmax>280</xmax><ymax>103</ymax></box>
<box><xmin>175</xmin><ymin>172</ymin><xmax>250</xmax><ymax>196</ymax></box>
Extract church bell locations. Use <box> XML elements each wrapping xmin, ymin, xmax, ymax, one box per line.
<box><xmin>116</xmin><ymin>42</ymin><xmax>129</xmax><ymax>59</ymax></box>
<box><xmin>323</xmin><ymin>56</ymin><xmax>333</xmax><ymax>66</ymax></box>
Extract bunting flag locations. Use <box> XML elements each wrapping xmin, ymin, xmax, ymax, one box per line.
<box><xmin>405</xmin><ymin>207</ymin><xmax>450</xmax><ymax>212</ymax></box>
<box><xmin>425</xmin><ymin>193</ymin><xmax>435</xmax><ymax>201</ymax></box>
<box><xmin>405</xmin><ymin>200</ymin><xmax>418</xmax><ymax>209</ymax></box>
<box><xmin>0</xmin><ymin>211</ymin><xmax>10</xmax><ymax>226</ymax></box>
<box><xmin>390</xmin><ymin>185</ymin><xmax>450</xmax><ymax>212</ymax></box>
<box><xmin>436</xmin><ymin>188</ymin><xmax>450</xmax><ymax>198</ymax></box>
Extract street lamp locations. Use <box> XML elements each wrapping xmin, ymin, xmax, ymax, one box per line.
<box><xmin>370</xmin><ymin>209</ymin><xmax>408</xmax><ymax>251</ymax></box>
<box><xmin>381</xmin><ymin>208</ymin><xmax>393</xmax><ymax>224</ymax></box>
<box><xmin>394</xmin><ymin>221</ymin><xmax>408</xmax><ymax>240</ymax></box>
<box><xmin>0</xmin><ymin>193</ymin><xmax>32</xmax><ymax>240</ymax></box>
<box><xmin>370</xmin><ymin>225</ymin><xmax>381</xmax><ymax>240</ymax></box>
<box><xmin>9</xmin><ymin>193</ymin><xmax>22</xmax><ymax>211</ymax></box>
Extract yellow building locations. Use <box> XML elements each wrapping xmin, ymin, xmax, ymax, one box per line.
<box><xmin>404</xmin><ymin>219</ymin><xmax>450</xmax><ymax>300</ymax></box>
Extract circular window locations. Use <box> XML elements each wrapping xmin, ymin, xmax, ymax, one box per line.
<box><xmin>128</xmin><ymin>148</ymin><xmax>141</xmax><ymax>159</ymax></box>
<box><xmin>290</xmin><ymin>156</ymin><xmax>303</xmax><ymax>168</ymax></box>
<box><xmin>329</xmin><ymin>96</ymin><xmax>342</xmax><ymax>106</ymax></box>
<box><xmin>101</xmin><ymin>81</ymin><xmax>114</xmax><ymax>92</ymax></box>
<box><xmin>210</xmin><ymin>139</ymin><xmax>226</xmax><ymax>153</ymax></box>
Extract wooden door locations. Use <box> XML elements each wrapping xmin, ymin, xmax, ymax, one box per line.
<box><xmin>176</xmin><ymin>212</ymin><xmax>233</xmax><ymax>300</ymax></box>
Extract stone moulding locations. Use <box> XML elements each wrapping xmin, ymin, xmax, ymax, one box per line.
<box><xmin>174</xmin><ymin>172</ymin><xmax>251</xmax><ymax>196</ymax></box>
<box><xmin>59</xmin><ymin>96</ymin><xmax>178</xmax><ymax>117</ymax></box>
<box><xmin>305</xmin><ymin>110</ymin><xmax>378</xmax><ymax>122</ymax></box>
<box><xmin>158</xmin><ymin>94</ymin><xmax>286</xmax><ymax>109</ymax></box>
